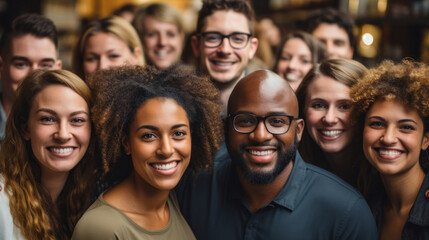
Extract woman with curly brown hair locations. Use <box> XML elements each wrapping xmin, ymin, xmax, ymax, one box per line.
<box><xmin>0</xmin><ymin>69</ymin><xmax>98</xmax><ymax>239</ymax></box>
<box><xmin>350</xmin><ymin>60</ymin><xmax>429</xmax><ymax>239</ymax></box>
<box><xmin>72</xmin><ymin>65</ymin><xmax>223</xmax><ymax>239</ymax></box>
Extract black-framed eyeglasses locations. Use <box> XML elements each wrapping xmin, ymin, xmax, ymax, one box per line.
<box><xmin>229</xmin><ymin>112</ymin><xmax>299</xmax><ymax>135</ymax></box>
<box><xmin>199</xmin><ymin>31</ymin><xmax>252</xmax><ymax>49</ymax></box>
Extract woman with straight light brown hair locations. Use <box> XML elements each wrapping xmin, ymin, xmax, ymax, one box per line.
<box><xmin>0</xmin><ymin>69</ymin><xmax>98</xmax><ymax>239</ymax></box>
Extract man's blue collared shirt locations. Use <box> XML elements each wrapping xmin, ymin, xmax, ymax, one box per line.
<box><xmin>176</xmin><ymin>146</ymin><xmax>378</xmax><ymax>240</ymax></box>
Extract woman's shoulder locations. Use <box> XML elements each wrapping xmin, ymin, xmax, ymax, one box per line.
<box><xmin>72</xmin><ymin>194</ymin><xmax>129</xmax><ymax>239</ymax></box>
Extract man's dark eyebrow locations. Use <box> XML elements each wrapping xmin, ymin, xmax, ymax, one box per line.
<box><xmin>11</xmin><ymin>56</ymin><xmax>56</xmax><ymax>63</ymax></box>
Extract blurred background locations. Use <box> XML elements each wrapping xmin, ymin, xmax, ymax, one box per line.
<box><xmin>1</xmin><ymin>0</ymin><xmax>428</xmax><ymax>69</ymax></box>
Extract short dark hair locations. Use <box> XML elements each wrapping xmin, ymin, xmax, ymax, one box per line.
<box><xmin>196</xmin><ymin>0</ymin><xmax>255</xmax><ymax>34</ymax></box>
<box><xmin>0</xmin><ymin>13</ymin><xmax>58</xmax><ymax>56</ymax></box>
<box><xmin>306</xmin><ymin>7</ymin><xmax>355</xmax><ymax>47</ymax></box>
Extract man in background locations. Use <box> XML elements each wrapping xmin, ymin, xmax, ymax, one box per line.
<box><xmin>0</xmin><ymin>13</ymin><xmax>62</xmax><ymax>143</ymax></box>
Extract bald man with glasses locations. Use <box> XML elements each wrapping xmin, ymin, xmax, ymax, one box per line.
<box><xmin>176</xmin><ymin>70</ymin><xmax>377</xmax><ymax>240</ymax></box>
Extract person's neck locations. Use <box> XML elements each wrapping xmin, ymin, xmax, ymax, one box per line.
<box><xmin>1</xmin><ymin>87</ymin><xmax>15</xmax><ymax>116</ymax></box>
<box><xmin>40</xmin><ymin>170</ymin><xmax>69</xmax><ymax>203</ymax></box>
<box><xmin>125</xmin><ymin>172</ymin><xmax>170</xmax><ymax>211</ymax></box>
<box><xmin>324</xmin><ymin>144</ymin><xmax>359</xmax><ymax>186</ymax></box>
<box><xmin>212</xmin><ymin>73</ymin><xmax>245</xmax><ymax>115</ymax></box>
<box><xmin>381</xmin><ymin>164</ymin><xmax>425</xmax><ymax>213</ymax></box>
<box><xmin>239</xmin><ymin>161</ymin><xmax>294</xmax><ymax>213</ymax></box>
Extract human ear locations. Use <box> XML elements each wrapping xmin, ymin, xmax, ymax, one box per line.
<box><xmin>422</xmin><ymin>131</ymin><xmax>429</xmax><ymax>151</ymax></box>
<box><xmin>295</xmin><ymin>119</ymin><xmax>305</xmax><ymax>142</ymax></box>
<box><xmin>191</xmin><ymin>35</ymin><xmax>200</xmax><ymax>57</ymax></box>
<box><xmin>122</xmin><ymin>135</ymin><xmax>131</xmax><ymax>155</ymax></box>
<box><xmin>247</xmin><ymin>37</ymin><xmax>259</xmax><ymax>59</ymax></box>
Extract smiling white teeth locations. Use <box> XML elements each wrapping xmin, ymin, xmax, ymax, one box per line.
<box><xmin>214</xmin><ymin>61</ymin><xmax>233</xmax><ymax>66</ymax></box>
<box><xmin>321</xmin><ymin>130</ymin><xmax>343</xmax><ymax>137</ymax></box>
<box><xmin>249</xmin><ymin>150</ymin><xmax>274</xmax><ymax>156</ymax></box>
<box><xmin>155</xmin><ymin>50</ymin><xmax>168</xmax><ymax>57</ymax></box>
<box><xmin>49</xmin><ymin>147</ymin><xmax>73</xmax><ymax>154</ymax></box>
<box><xmin>379</xmin><ymin>150</ymin><xmax>401</xmax><ymax>156</ymax></box>
<box><xmin>285</xmin><ymin>73</ymin><xmax>299</xmax><ymax>81</ymax></box>
<box><xmin>151</xmin><ymin>161</ymin><xmax>178</xmax><ymax>170</ymax></box>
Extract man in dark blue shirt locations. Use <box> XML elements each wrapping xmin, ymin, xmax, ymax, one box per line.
<box><xmin>176</xmin><ymin>69</ymin><xmax>377</xmax><ymax>240</ymax></box>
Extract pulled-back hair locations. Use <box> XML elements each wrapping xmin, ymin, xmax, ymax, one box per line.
<box><xmin>0</xmin><ymin>69</ymin><xmax>98</xmax><ymax>239</ymax></box>
<box><xmin>88</xmin><ymin>65</ymin><xmax>223</xmax><ymax>183</ymax></box>
<box><xmin>0</xmin><ymin>13</ymin><xmax>58</xmax><ymax>56</ymax></box>
<box><xmin>72</xmin><ymin>16</ymin><xmax>145</xmax><ymax>79</ymax></box>
<box><xmin>196</xmin><ymin>0</ymin><xmax>255</xmax><ymax>34</ymax></box>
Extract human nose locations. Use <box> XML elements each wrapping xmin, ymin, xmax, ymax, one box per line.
<box><xmin>54</xmin><ymin>121</ymin><xmax>71</xmax><ymax>142</ymax></box>
<box><xmin>249</xmin><ymin>120</ymin><xmax>272</xmax><ymax>142</ymax></box>
<box><xmin>158</xmin><ymin>33</ymin><xmax>167</xmax><ymax>46</ymax></box>
<box><xmin>217</xmin><ymin>37</ymin><xmax>233</xmax><ymax>53</ymax></box>
<box><xmin>288</xmin><ymin>57</ymin><xmax>299</xmax><ymax>69</ymax></box>
<box><xmin>157</xmin><ymin>136</ymin><xmax>174</xmax><ymax>158</ymax></box>
<box><xmin>322</xmin><ymin>107</ymin><xmax>338</xmax><ymax>125</ymax></box>
<box><xmin>379</xmin><ymin>126</ymin><xmax>397</xmax><ymax>145</ymax></box>
<box><xmin>98</xmin><ymin>57</ymin><xmax>110</xmax><ymax>70</ymax></box>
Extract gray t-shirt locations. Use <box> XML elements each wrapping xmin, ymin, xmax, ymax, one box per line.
<box><xmin>72</xmin><ymin>191</ymin><xmax>195</xmax><ymax>240</ymax></box>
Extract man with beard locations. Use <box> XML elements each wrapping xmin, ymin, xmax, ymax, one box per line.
<box><xmin>176</xmin><ymin>70</ymin><xmax>377</xmax><ymax>240</ymax></box>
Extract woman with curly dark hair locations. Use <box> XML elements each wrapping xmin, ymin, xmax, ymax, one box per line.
<box><xmin>350</xmin><ymin>60</ymin><xmax>429</xmax><ymax>239</ymax></box>
<box><xmin>72</xmin><ymin>65</ymin><xmax>223</xmax><ymax>239</ymax></box>
<box><xmin>0</xmin><ymin>69</ymin><xmax>98</xmax><ymax>239</ymax></box>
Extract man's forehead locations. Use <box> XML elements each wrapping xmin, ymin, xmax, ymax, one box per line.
<box><xmin>202</xmin><ymin>10</ymin><xmax>250</xmax><ymax>33</ymax></box>
<box><xmin>10</xmin><ymin>35</ymin><xmax>57</xmax><ymax>59</ymax></box>
<box><xmin>228</xmin><ymin>70</ymin><xmax>298</xmax><ymax>114</ymax></box>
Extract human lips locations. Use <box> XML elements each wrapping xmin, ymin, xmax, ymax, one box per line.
<box><xmin>48</xmin><ymin>147</ymin><xmax>75</xmax><ymax>157</ymax></box>
<box><xmin>245</xmin><ymin>147</ymin><xmax>277</xmax><ymax>165</ymax></box>
<box><xmin>320</xmin><ymin>130</ymin><xmax>344</xmax><ymax>137</ymax></box>
<box><xmin>209</xmin><ymin>59</ymin><xmax>236</xmax><ymax>70</ymax></box>
<box><xmin>284</xmin><ymin>73</ymin><xmax>300</xmax><ymax>82</ymax></box>
<box><xmin>154</xmin><ymin>49</ymin><xmax>171</xmax><ymax>58</ymax></box>
<box><xmin>149</xmin><ymin>160</ymin><xmax>180</xmax><ymax>175</ymax></box>
<box><xmin>375</xmin><ymin>148</ymin><xmax>402</xmax><ymax>160</ymax></box>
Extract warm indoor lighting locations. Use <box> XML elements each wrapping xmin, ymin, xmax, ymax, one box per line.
<box><xmin>362</xmin><ymin>33</ymin><xmax>374</xmax><ymax>46</ymax></box>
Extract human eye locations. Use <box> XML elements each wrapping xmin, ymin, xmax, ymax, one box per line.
<box><xmin>167</xmin><ymin>31</ymin><xmax>177</xmax><ymax>38</ymax></box>
<box><xmin>108</xmin><ymin>54</ymin><xmax>121</xmax><ymax>60</ymax></box>
<box><xmin>334</xmin><ymin>39</ymin><xmax>346</xmax><ymax>47</ymax></box>
<box><xmin>39</xmin><ymin>116</ymin><xmax>55</xmax><ymax>124</ymax></box>
<box><xmin>230</xmin><ymin>34</ymin><xmax>246</xmax><ymax>43</ymax></box>
<box><xmin>311</xmin><ymin>102</ymin><xmax>326</xmax><ymax>109</ymax></box>
<box><xmin>84</xmin><ymin>56</ymin><xmax>97</xmax><ymax>62</ymax></box>
<box><xmin>399</xmin><ymin>124</ymin><xmax>416</xmax><ymax>132</ymax></box>
<box><xmin>301</xmin><ymin>58</ymin><xmax>311</xmax><ymax>64</ymax></box>
<box><xmin>40</xmin><ymin>62</ymin><xmax>54</xmax><ymax>69</ymax></box>
<box><xmin>280</xmin><ymin>55</ymin><xmax>291</xmax><ymax>61</ymax></box>
<box><xmin>71</xmin><ymin>116</ymin><xmax>88</xmax><ymax>126</ymax></box>
<box><xmin>268</xmin><ymin>116</ymin><xmax>288</xmax><ymax>127</ymax></box>
<box><xmin>141</xmin><ymin>132</ymin><xmax>157</xmax><ymax>141</ymax></box>
<box><xmin>235</xmin><ymin>115</ymin><xmax>255</xmax><ymax>127</ymax></box>
<box><xmin>338</xmin><ymin>103</ymin><xmax>351</xmax><ymax>111</ymax></box>
<box><xmin>173</xmin><ymin>130</ymin><xmax>188</xmax><ymax>139</ymax></box>
<box><xmin>368</xmin><ymin>120</ymin><xmax>384</xmax><ymax>129</ymax></box>
<box><xmin>12</xmin><ymin>61</ymin><xmax>29</xmax><ymax>69</ymax></box>
<box><xmin>204</xmin><ymin>33</ymin><xmax>221</xmax><ymax>43</ymax></box>
<box><xmin>146</xmin><ymin>31</ymin><xmax>157</xmax><ymax>38</ymax></box>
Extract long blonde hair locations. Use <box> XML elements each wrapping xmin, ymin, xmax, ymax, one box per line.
<box><xmin>0</xmin><ymin>69</ymin><xmax>99</xmax><ymax>239</ymax></box>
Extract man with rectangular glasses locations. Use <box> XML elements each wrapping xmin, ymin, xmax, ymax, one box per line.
<box><xmin>190</xmin><ymin>0</ymin><xmax>258</xmax><ymax>116</ymax></box>
<box><xmin>176</xmin><ymin>69</ymin><xmax>377</xmax><ymax>239</ymax></box>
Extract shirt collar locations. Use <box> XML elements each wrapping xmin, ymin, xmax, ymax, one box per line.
<box><xmin>408</xmin><ymin>173</ymin><xmax>429</xmax><ymax>226</ymax></box>
<box><xmin>227</xmin><ymin>151</ymin><xmax>306</xmax><ymax>211</ymax></box>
